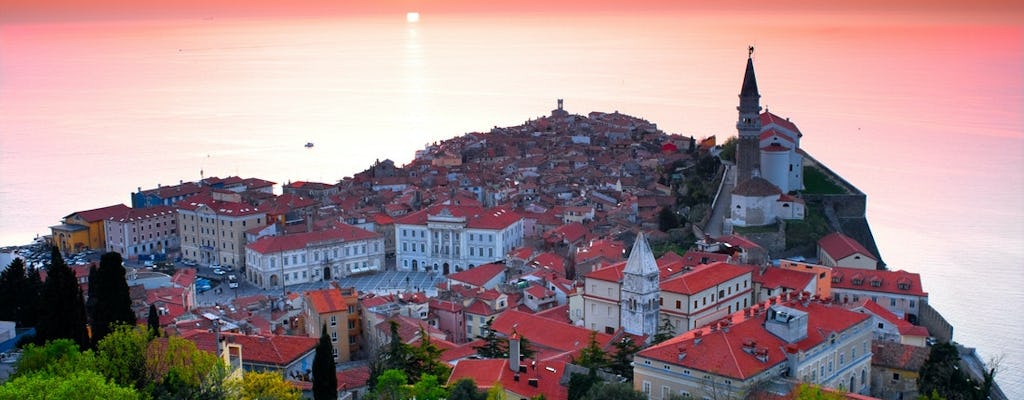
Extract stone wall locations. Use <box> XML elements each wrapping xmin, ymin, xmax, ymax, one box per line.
<box><xmin>919</xmin><ymin>301</ymin><xmax>954</xmax><ymax>343</ymax></box>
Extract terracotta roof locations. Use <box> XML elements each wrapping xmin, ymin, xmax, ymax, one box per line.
<box><xmin>818</xmin><ymin>232</ymin><xmax>877</xmax><ymax>261</ymax></box>
<box><xmin>732</xmin><ymin>177</ymin><xmax>782</xmax><ymax>197</ymax></box>
<box><xmin>67</xmin><ymin>204</ymin><xmax>132</xmax><ymax>222</ymax></box>
<box><xmin>395</xmin><ymin>204</ymin><xmax>521</xmax><ymax>230</ymax></box>
<box><xmin>336</xmin><ymin>366</ymin><xmax>371</xmax><ymax>391</ymax></box>
<box><xmin>447</xmin><ymin>358</ymin><xmax>568</xmax><ymax>400</ymax></box>
<box><xmin>760</xmin><ymin>111</ymin><xmax>802</xmax><ymax>137</ymax></box>
<box><xmin>575</xmin><ymin>239</ymin><xmax>625</xmax><ymax>265</ymax></box>
<box><xmin>246</xmin><ymin>223</ymin><xmax>379</xmax><ymax>254</ymax></box>
<box><xmin>305</xmin><ymin>287</ymin><xmax>357</xmax><ymax>314</ymax></box>
<box><xmin>638</xmin><ymin>301</ymin><xmax>870</xmax><ymax>380</ymax></box>
<box><xmin>175</xmin><ymin>194</ymin><xmax>265</xmax><ymax>216</ymax></box>
<box><xmin>854</xmin><ymin>267</ymin><xmax>920</xmax><ymax>298</ymax></box>
<box><xmin>491</xmin><ymin>309</ymin><xmax>614</xmax><ymax>358</ymax></box>
<box><xmin>759</xmin><ymin>128</ymin><xmax>797</xmax><ymax>143</ymax></box>
<box><xmin>448</xmin><ymin>263</ymin><xmax>505</xmax><ymax>288</ymax></box>
<box><xmin>855</xmin><ymin>299</ymin><xmax>930</xmax><ymax>337</ymax></box>
<box><xmin>531</xmin><ymin>253</ymin><xmax>567</xmax><ymax>277</ymax></box>
<box><xmin>183</xmin><ymin>331</ymin><xmax>317</xmax><ymax>366</ymax></box>
<box><xmin>717</xmin><ymin>234</ymin><xmax>763</xmax><ymax>250</ymax></box>
<box><xmin>660</xmin><ymin>262</ymin><xmax>751</xmax><ymax>295</ymax></box>
<box><xmin>753</xmin><ymin>267</ymin><xmax>815</xmax><ymax>292</ymax></box>
<box><xmin>871</xmin><ymin>340</ymin><xmax>929</xmax><ymax>371</ymax></box>
<box><xmin>107</xmin><ymin>205</ymin><xmax>177</xmax><ymax>222</ymax></box>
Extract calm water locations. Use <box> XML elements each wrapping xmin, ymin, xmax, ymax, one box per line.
<box><xmin>1</xmin><ymin>13</ymin><xmax>1022</xmax><ymax>395</ymax></box>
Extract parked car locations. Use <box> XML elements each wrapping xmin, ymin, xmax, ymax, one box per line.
<box><xmin>213</xmin><ymin>268</ymin><xmax>226</xmax><ymax>275</ymax></box>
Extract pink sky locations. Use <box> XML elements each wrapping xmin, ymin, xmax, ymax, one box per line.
<box><xmin>3</xmin><ymin>0</ymin><xmax>1023</xmax><ymax>23</ymax></box>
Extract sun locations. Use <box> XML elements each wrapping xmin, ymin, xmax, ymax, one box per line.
<box><xmin>406</xmin><ymin>12</ymin><xmax>420</xmax><ymax>23</ymax></box>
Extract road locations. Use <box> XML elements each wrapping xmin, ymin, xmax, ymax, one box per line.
<box><xmin>704</xmin><ymin>163</ymin><xmax>735</xmax><ymax>237</ymax></box>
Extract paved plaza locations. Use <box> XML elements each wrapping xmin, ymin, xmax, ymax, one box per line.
<box><xmin>195</xmin><ymin>269</ymin><xmax>445</xmax><ymax>307</ymax></box>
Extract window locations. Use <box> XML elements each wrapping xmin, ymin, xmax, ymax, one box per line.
<box><xmin>675</xmin><ymin>300</ymin><xmax>681</xmax><ymax>309</ymax></box>
<box><xmin>642</xmin><ymin>381</ymin><xmax>651</xmax><ymax>396</ymax></box>
<box><xmin>348</xmin><ymin>320</ymin><xmax>356</xmax><ymax>329</ymax></box>
<box><xmin>331</xmin><ymin>331</ymin><xmax>338</xmax><ymax>342</ymax></box>
<box><xmin>330</xmin><ymin>315</ymin><xmax>337</xmax><ymax>326</ymax></box>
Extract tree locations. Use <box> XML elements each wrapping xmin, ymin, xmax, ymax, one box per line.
<box><xmin>225</xmin><ymin>370</ymin><xmax>301</xmax><ymax>400</ymax></box>
<box><xmin>918</xmin><ymin>342</ymin><xmax>987</xmax><ymax>400</ymax></box>
<box><xmin>408</xmin><ymin>328</ymin><xmax>451</xmax><ymax>381</ymax></box>
<box><xmin>519</xmin><ymin>335</ymin><xmax>536</xmax><ymax>360</ymax></box>
<box><xmin>13</xmin><ymin>339</ymin><xmax>97</xmax><ymax>379</ymax></box>
<box><xmin>95</xmin><ymin>325</ymin><xmax>149</xmax><ymax>391</ymax></box>
<box><xmin>0</xmin><ymin>258</ymin><xmax>27</xmax><ymax>323</ymax></box>
<box><xmin>581</xmin><ymin>382</ymin><xmax>646</xmax><ymax>400</ymax></box>
<box><xmin>575</xmin><ymin>331</ymin><xmax>607</xmax><ymax>369</ymax></box>
<box><xmin>147</xmin><ymin>303</ymin><xmax>160</xmax><ymax>339</ymax></box>
<box><xmin>35</xmin><ymin>246</ymin><xmax>89</xmax><ymax>349</ymax></box>
<box><xmin>0</xmin><ymin>369</ymin><xmax>140</xmax><ymax>400</ymax></box>
<box><xmin>658</xmin><ymin>207</ymin><xmax>680</xmax><ymax>232</ymax></box>
<box><xmin>90</xmin><ymin>252</ymin><xmax>136</xmax><ymax>346</ymax></box>
<box><xmin>369</xmin><ymin>369</ymin><xmax>408</xmax><ymax>400</ymax></box>
<box><xmin>567</xmin><ymin>369</ymin><xmax>601</xmax><ymax>400</ymax></box>
<box><xmin>607</xmin><ymin>336</ymin><xmax>641</xmax><ymax>381</ymax></box>
<box><xmin>21</xmin><ymin>264</ymin><xmax>43</xmax><ymax>328</ymax></box>
<box><xmin>653</xmin><ymin>317</ymin><xmax>676</xmax><ymax>344</ymax></box>
<box><xmin>718</xmin><ymin>137</ymin><xmax>737</xmax><ymax>162</ymax></box>
<box><xmin>474</xmin><ymin>317</ymin><xmax>507</xmax><ymax>358</ymax></box>
<box><xmin>313</xmin><ymin>324</ymin><xmax>338</xmax><ymax>400</ymax></box>
<box><xmin>792</xmin><ymin>383</ymin><xmax>845</xmax><ymax>400</ymax></box>
<box><xmin>447</xmin><ymin>378</ymin><xmax>485</xmax><ymax>400</ymax></box>
<box><xmin>485</xmin><ymin>383</ymin><xmax>505</xmax><ymax>400</ymax></box>
<box><xmin>144</xmin><ymin>335</ymin><xmax>227</xmax><ymax>399</ymax></box>
<box><xmin>410</xmin><ymin>373</ymin><xmax>447</xmax><ymax>400</ymax></box>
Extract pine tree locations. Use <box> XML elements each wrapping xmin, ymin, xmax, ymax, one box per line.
<box><xmin>653</xmin><ymin>317</ymin><xmax>676</xmax><ymax>344</ymax></box>
<box><xmin>575</xmin><ymin>331</ymin><xmax>607</xmax><ymax>369</ymax></box>
<box><xmin>35</xmin><ymin>246</ymin><xmax>89</xmax><ymax>348</ymax></box>
<box><xmin>0</xmin><ymin>258</ymin><xmax>27</xmax><ymax>323</ymax></box>
<box><xmin>90</xmin><ymin>252</ymin><xmax>136</xmax><ymax>346</ymax></box>
<box><xmin>473</xmin><ymin>317</ymin><xmax>507</xmax><ymax>358</ymax></box>
<box><xmin>312</xmin><ymin>324</ymin><xmax>337</xmax><ymax>400</ymax></box>
<box><xmin>147</xmin><ymin>304</ymin><xmax>160</xmax><ymax>338</ymax></box>
<box><xmin>21</xmin><ymin>264</ymin><xmax>43</xmax><ymax>327</ymax></box>
<box><xmin>608</xmin><ymin>336</ymin><xmax>641</xmax><ymax>380</ymax></box>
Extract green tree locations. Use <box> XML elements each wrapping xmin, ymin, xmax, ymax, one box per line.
<box><xmin>657</xmin><ymin>207</ymin><xmax>680</xmax><ymax>232</ymax></box>
<box><xmin>90</xmin><ymin>252</ymin><xmax>136</xmax><ymax>346</ymax></box>
<box><xmin>485</xmin><ymin>383</ymin><xmax>505</xmax><ymax>400</ymax></box>
<box><xmin>0</xmin><ymin>369</ymin><xmax>140</xmax><ymax>400</ymax></box>
<box><xmin>607</xmin><ymin>336</ymin><xmax>641</xmax><ymax>381</ymax></box>
<box><xmin>313</xmin><ymin>324</ymin><xmax>338</xmax><ymax>400</ymax></box>
<box><xmin>13</xmin><ymin>339</ymin><xmax>97</xmax><ymax>378</ymax></box>
<box><xmin>409</xmin><ymin>328</ymin><xmax>451</xmax><ymax>380</ymax></box>
<box><xmin>580</xmin><ymin>382</ymin><xmax>646</xmax><ymax>400</ymax></box>
<box><xmin>410</xmin><ymin>373</ymin><xmax>447</xmax><ymax>400</ymax></box>
<box><xmin>369</xmin><ymin>369</ymin><xmax>409</xmax><ymax>400</ymax></box>
<box><xmin>21</xmin><ymin>264</ymin><xmax>43</xmax><ymax>327</ymax></box>
<box><xmin>653</xmin><ymin>317</ymin><xmax>676</xmax><ymax>344</ymax></box>
<box><xmin>567</xmin><ymin>369</ymin><xmax>600</xmax><ymax>400</ymax></box>
<box><xmin>575</xmin><ymin>331</ymin><xmax>607</xmax><ymax>369</ymax></box>
<box><xmin>35</xmin><ymin>246</ymin><xmax>89</xmax><ymax>348</ymax></box>
<box><xmin>144</xmin><ymin>335</ymin><xmax>227</xmax><ymax>399</ymax></box>
<box><xmin>447</xmin><ymin>378</ymin><xmax>485</xmax><ymax>400</ymax></box>
<box><xmin>918</xmin><ymin>342</ymin><xmax>987</xmax><ymax>400</ymax></box>
<box><xmin>225</xmin><ymin>370</ymin><xmax>301</xmax><ymax>400</ymax></box>
<box><xmin>718</xmin><ymin>137</ymin><xmax>737</xmax><ymax>162</ymax></box>
<box><xmin>793</xmin><ymin>383</ymin><xmax>845</xmax><ymax>399</ymax></box>
<box><xmin>0</xmin><ymin>258</ymin><xmax>27</xmax><ymax>323</ymax></box>
<box><xmin>95</xmin><ymin>325</ymin><xmax>149</xmax><ymax>391</ymax></box>
<box><xmin>473</xmin><ymin>317</ymin><xmax>507</xmax><ymax>358</ymax></box>
<box><xmin>147</xmin><ymin>303</ymin><xmax>161</xmax><ymax>339</ymax></box>
<box><xmin>519</xmin><ymin>335</ymin><xmax>536</xmax><ymax>360</ymax></box>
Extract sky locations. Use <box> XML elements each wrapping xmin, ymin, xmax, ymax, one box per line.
<box><xmin>3</xmin><ymin>0</ymin><xmax>1023</xmax><ymax>23</ymax></box>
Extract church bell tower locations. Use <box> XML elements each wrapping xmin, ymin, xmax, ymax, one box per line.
<box><xmin>620</xmin><ymin>232</ymin><xmax>660</xmax><ymax>338</ymax></box>
<box><xmin>736</xmin><ymin>46</ymin><xmax>763</xmax><ymax>184</ymax></box>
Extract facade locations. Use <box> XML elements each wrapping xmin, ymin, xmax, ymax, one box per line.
<box><xmin>176</xmin><ymin>192</ymin><xmax>267</xmax><ymax>269</ymax></box>
<box><xmin>51</xmin><ymin>204</ymin><xmax>131</xmax><ymax>254</ymax></box>
<box><xmin>730</xmin><ymin>177</ymin><xmax>805</xmax><ymax>227</ymax></box>
<box><xmin>282</xmin><ymin>180</ymin><xmax>339</xmax><ymax>203</ymax></box>
<box><xmin>620</xmin><ymin>232</ymin><xmax>660</xmax><ymax>337</ymax></box>
<box><xmin>104</xmin><ymin>205</ymin><xmax>179</xmax><ymax>260</ymax></box>
<box><xmin>132</xmin><ymin>181</ymin><xmax>206</xmax><ymax>209</ymax></box>
<box><xmin>870</xmin><ymin>340</ymin><xmax>929</xmax><ymax>400</ymax></box>
<box><xmin>759</xmin><ymin>112</ymin><xmax>805</xmax><ymax>193</ymax></box>
<box><xmin>245</xmin><ymin>224</ymin><xmax>384</xmax><ymax>289</ymax></box>
<box><xmin>394</xmin><ymin>204</ymin><xmax>524</xmax><ymax>274</ymax></box>
<box><xmin>634</xmin><ymin>300</ymin><xmax>874</xmax><ymax>399</ymax></box>
<box><xmin>303</xmin><ymin>287</ymin><xmax>361</xmax><ymax>362</ymax></box>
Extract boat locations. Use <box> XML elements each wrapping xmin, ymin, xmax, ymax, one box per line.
<box><xmin>305</xmin><ymin>142</ymin><xmax>314</xmax><ymax>148</ymax></box>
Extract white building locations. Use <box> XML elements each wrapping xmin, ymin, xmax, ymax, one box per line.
<box><xmin>758</xmin><ymin>111</ymin><xmax>805</xmax><ymax>193</ymax></box>
<box><xmin>105</xmin><ymin>205</ymin><xmax>180</xmax><ymax>259</ymax></box>
<box><xmin>730</xmin><ymin>176</ymin><xmax>805</xmax><ymax>227</ymax></box>
<box><xmin>244</xmin><ymin>223</ymin><xmax>384</xmax><ymax>289</ymax></box>
<box><xmin>394</xmin><ymin>205</ymin><xmax>524</xmax><ymax>274</ymax></box>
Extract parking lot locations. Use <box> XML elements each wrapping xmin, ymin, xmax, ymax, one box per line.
<box><xmin>195</xmin><ymin>269</ymin><xmax>445</xmax><ymax>307</ymax></box>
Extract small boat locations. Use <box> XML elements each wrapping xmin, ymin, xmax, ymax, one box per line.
<box><xmin>305</xmin><ymin>142</ymin><xmax>314</xmax><ymax>148</ymax></box>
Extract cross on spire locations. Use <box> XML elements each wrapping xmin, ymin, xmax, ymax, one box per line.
<box><xmin>748</xmin><ymin>45</ymin><xmax>755</xmax><ymax>58</ymax></box>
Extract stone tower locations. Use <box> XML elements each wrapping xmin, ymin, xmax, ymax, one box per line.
<box><xmin>736</xmin><ymin>48</ymin><xmax>763</xmax><ymax>184</ymax></box>
<box><xmin>620</xmin><ymin>232</ymin><xmax>660</xmax><ymax>338</ymax></box>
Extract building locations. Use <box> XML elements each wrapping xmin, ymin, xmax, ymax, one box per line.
<box><xmin>730</xmin><ymin>177</ymin><xmax>805</xmax><ymax>227</ymax></box>
<box><xmin>659</xmin><ymin>262</ymin><xmax>753</xmax><ymax>334</ymax></box>
<box><xmin>282</xmin><ymin>180</ymin><xmax>339</xmax><ymax>204</ymax></box>
<box><xmin>104</xmin><ymin>205</ymin><xmax>179</xmax><ymax>260</ymax></box>
<box><xmin>446</xmin><ymin>262</ymin><xmax>506</xmax><ymax>290</ymax></box>
<box><xmin>183</xmin><ymin>330</ymin><xmax>317</xmax><ymax>379</ymax></box>
<box><xmin>176</xmin><ymin>192</ymin><xmax>267</xmax><ymax>269</ymax></box>
<box><xmin>245</xmin><ymin>223</ymin><xmax>384</xmax><ymax>289</ymax></box>
<box><xmin>735</xmin><ymin>50</ymin><xmax>763</xmax><ymax>185</ymax></box>
<box><xmin>51</xmin><ymin>204</ymin><xmax>131</xmax><ymax>254</ymax></box>
<box><xmin>303</xmin><ymin>287</ymin><xmax>361</xmax><ymax>362</ymax></box>
<box><xmin>870</xmin><ymin>340</ymin><xmax>929</xmax><ymax>400</ymax></box>
<box><xmin>829</xmin><ymin>266</ymin><xmax>928</xmax><ymax>323</ymax></box>
<box><xmin>634</xmin><ymin>299</ymin><xmax>874</xmax><ymax>399</ymax></box>
<box><xmin>620</xmin><ymin>232</ymin><xmax>661</xmax><ymax>338</ymax></box>
<box><xmin>394</xmin><ymin>204</ymin><xmax>524</xmax><ymax>274</ymax></box>
<box><xmin>818</xmin><ymin>232</ymin><xmax>879</xmax><ymax>270</ymax></box>
<box><xmin>132</xmin><ymin>181</ymin><xmax>207</xmax><ymax>209</ymax></box>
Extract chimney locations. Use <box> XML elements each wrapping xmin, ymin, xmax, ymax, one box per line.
<box><xmin>676</xmin><ymin>345</ymin><xmax>687</xmax><ymax>361</ymax></box>
<box><xmin>509</xmin><ymin>330</ymin><xmax>521</xmax><ymax>373</ymax></box>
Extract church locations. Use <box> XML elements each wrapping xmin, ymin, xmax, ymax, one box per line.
<box><xmin>731</xmin><ymin>49</ymin><xmax>807</xmax><ymax>228</ymax></box>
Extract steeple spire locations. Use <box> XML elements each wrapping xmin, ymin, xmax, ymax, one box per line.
<box><xmin>740</xmin><ymin>47</ymin><xmax>760</xmax><ymax>99</ymax></box>
<box><xmin>736</xmin><ymin>47</ymin><xmax>764</xmax><ymax>184</ymax></box>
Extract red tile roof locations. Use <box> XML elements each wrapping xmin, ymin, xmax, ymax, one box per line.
<box><xmin>183</xmin><ymin>331</ymin><xmax>317</xmax><ymax>366</ymax></box>
<box><xmin>855</xmin><ymin>299</ymin><xmax>930</xmax><ymax>337</ymax></box>
<box><xmin>175</xmin><ymin>194</ymin><xmax>264</xmax><ymax>216</ymax></box>
<box><xmin>67</xmin><ymin>204</ymin><xmax>132</xmax><ymax>222</ymax></box>
<box><xmin>575</xmin><ymin>239</ymin><xmax>625</xmax><ymax>265</ymax></box>
<box><xmin>447</xmin><ymin>358</ymin><xmax>568</xmax><ymax>400</ymax></box>
<box><xmin>395</xmin><ymin>204</ymin><xmax>521</xmax><ymax>230</ymax></box>
<box><xmin>336</xmin><ymin>366</ymin><xmax>371</xmax><ymax>391</ymax></box>
<box><xmin>818</xmin><ymin>232</ymin><xmax>877</xmax><ymax>261</ymax></box>
<box><xmin>753</xmin><ymin>267</ymin><xmax>816</xmax><ymax>292</ymax></box>
<box><xmin>531</xmin><ymin>252</ymin><xmax>567</xmax><ymax>277</ymax></box>
<box><xmin>107</xmin><ymin>205</ymin><xmax>177</xmax><ymax>222</ymax></box>
<box><xmin>490</xmin><ymin>309</ymin><xmax>614</xmax><ymax>359</ymax></box>
<box><xmin>660</xmin><ymin>262</ymin><xmax>751</xmax><ymax>295</ymax></box>
<box><xmin>246</xmin><ymin>223</ymin><xmax>380</xmax><ymax>254</ymax></box>
<box><xmin>760</xmin><ymin>111</ymin><xmax>802</xmax><ymax>137</ymax></box>
<box><xmin>447</xmin><ymin>263</ymin><xmax>506</xmax><ymax>288</ymax></box>
<box><xmin>831</xmin><ymin>266</ymin><xmax>926</xmax><ymax>297</ymax></box>
<box><xmin>639</xmin><ymin>301</ymin><xmax>869</xmax><ymax>380</ymax></box>
<box><xmin>305</xmin><ymin>287</ymin><xmax>357</xmax><ymax>314</ymax></box>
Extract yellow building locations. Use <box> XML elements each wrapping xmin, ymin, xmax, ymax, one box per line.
<box><xmin>51</xmin><ymin>204</ymin><xmax>131</xmax><ymax>254</ymax></box>
<box><xmin>303</xmin><ymin>287</ymin><xmax>361</xmax><ymax>362</ymax></box>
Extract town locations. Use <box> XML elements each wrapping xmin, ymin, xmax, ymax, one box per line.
<box><xmin>0</xmin><ymin>55</ymin><xmax>1001</xmax><ymax>400</ymax></box>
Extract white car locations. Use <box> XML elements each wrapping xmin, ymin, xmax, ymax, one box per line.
<box><xmin>228</xmin><ymin>281</ymin><xmax>239</xmax><ymax>288</ymax></box>
<box><xmin>213</xmin><ymin>268</ymin><xmax>226</xmax><ymax>275</ymax></box>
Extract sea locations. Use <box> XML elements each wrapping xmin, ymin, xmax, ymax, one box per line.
<box><xmin>1</xmin><ymin>11</ymin><xmax>1022</xmax><ymax>396</ymax></box>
